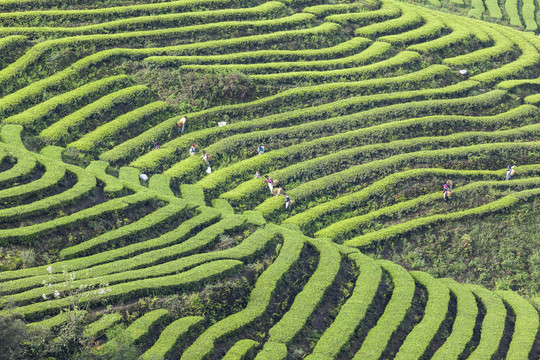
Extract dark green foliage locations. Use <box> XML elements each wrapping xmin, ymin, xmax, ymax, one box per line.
<box><xmin>0</xmin><ymin>0</ymin><xmax>540</xmax><ymax>359</ymax></box>
<box><xmin>378</xmin><ymin>201</ymin><xmax>540</xmax><ymax>297</ymax></box>
<box><xmin>130</xmin><ymin>66</ymin><xmax>260</xmax><ymax>112</ymax></box>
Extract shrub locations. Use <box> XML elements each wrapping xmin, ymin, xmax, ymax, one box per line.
<box><xmin>140</xmin><ymin>316</ymin><xmax>205</xmax><ymax>360</ymax></box>
<box><xmin>180</xmin><ymin>225</ymin><xmax>305</xmax><ymax>360</ymax></box>
<box><xmin>354</xmin><ymin>260</ymin><xmax>415</xmax><ymax>360</ymax></box>
<box><xmin>466</xmin><ymin>284</ymin><xmax>506</xmax><ymax>359</ymax></box>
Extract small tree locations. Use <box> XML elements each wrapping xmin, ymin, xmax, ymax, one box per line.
<box><xmin>0</xmin><ymin>314</ymin><xmax>52</xmax><ymax>360</ymax></box>
<box><xmin>0</xmin><ymin>314</ymin><xmax>28</xmax><ymax>359</ymax></box>
<box><xmin>74</xmin><ymin>325</ymin><xmax>139</xmax><ymax>360</ymax></box>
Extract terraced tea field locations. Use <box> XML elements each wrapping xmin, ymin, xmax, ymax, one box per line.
<box><xmin>0</xmin><ymin>0</ymin><xmax>540</xmax><ymax>358</ymax></box>
<box><xmin>408</xmin><ymin>0</ymin><xmax>540</xmax><ymax>32</ymax></box>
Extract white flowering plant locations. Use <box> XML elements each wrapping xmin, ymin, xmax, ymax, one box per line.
<box><xmin>42</xmin><ymin>265</ymin><xmax>111</xmax><ymax>306</ymax></box>
<box><xmin>41</xmin><ymin>265</ymin><xmax>112</xmax><ymax>351</ymax></box>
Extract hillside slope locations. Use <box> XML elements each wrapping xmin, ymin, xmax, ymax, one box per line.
<box><xmin>0</xmin><ymin>0</ymin><xmax>539</xmax><ymax>358</ymax></box>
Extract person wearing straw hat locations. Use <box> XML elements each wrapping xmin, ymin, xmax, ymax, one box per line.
<box><xmin>177</xmin><ymin>116</ymin><xmax>187</xmax><ymax>133</ymax></box>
